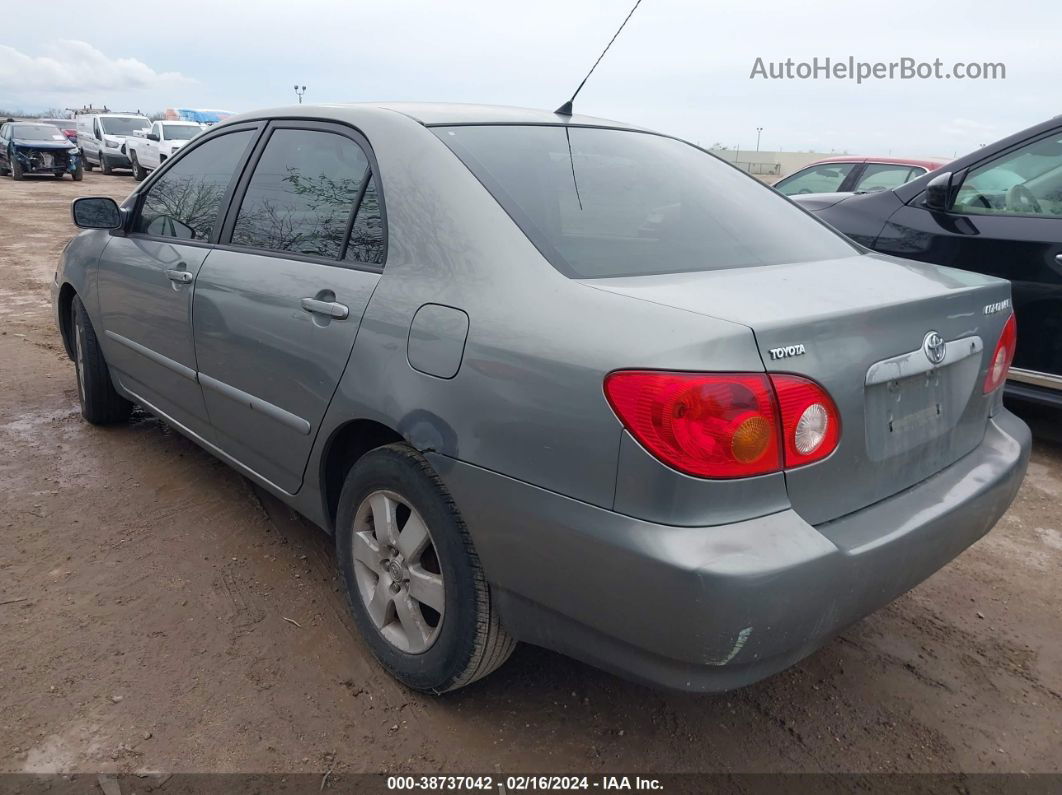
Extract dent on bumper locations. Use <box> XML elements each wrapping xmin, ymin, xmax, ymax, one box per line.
<box><xmin>428</xmin><ymin>410</ymin><xmax>1031</xmax><ymax>692</ymax></box>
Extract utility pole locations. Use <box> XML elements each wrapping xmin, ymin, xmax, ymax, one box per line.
<box><xmin>755</xmin><ymin>127</ymin><xmax>764</xmax><ymax>152</ymax></box>
<box><xmin>294</xmin><ymin>84</ymin><xmax>307</xmax><ymax>104</ymax></box>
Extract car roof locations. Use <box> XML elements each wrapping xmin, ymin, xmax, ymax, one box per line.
<box><xmin>225</xmin><ymin>102</ymin><xmax>648</xmax><ymax>131</ymax></box>
<box><xmin>804</xmin><ymin>155</ymin><xmax>947</xmax><ymax>169</ymax></box>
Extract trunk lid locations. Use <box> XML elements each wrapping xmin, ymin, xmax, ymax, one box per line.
<box><xmin>586</xmin><ymin>253</ymin><xmax>1013</xmax><ymax>525</ymax></box>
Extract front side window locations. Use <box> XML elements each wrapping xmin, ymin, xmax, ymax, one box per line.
<box><xmin>232</xmin><ymin>129</ymin><xmax>370</xmax><ymax>259</ymax></box>
<box><xmin>436</xmin><ymin>125</ymin><xmax>856</xmax><ymax>279</ymax></box>
<box><xmin>854</xmin><ymin>164</ymin><xmax>923</xmax><ymax>192</ymax></box>
<box><xmin>952</xmin><ymin>132</ymin><xmax>1062</xmax><ymax>217</ymax></box>
<box><xmin>100</xmin><ymin>117</ymin><xmax>149</xmax><ymax>136</ymax></box>
<box><xmin>774</xmin><ymin>163</ymin><xmax>856</xmax><ymax>196</ymax></box>
<box><xmin>134</xmin><ymin>130</ymin><xmax>254</xmax><ymax>241</ymax></box>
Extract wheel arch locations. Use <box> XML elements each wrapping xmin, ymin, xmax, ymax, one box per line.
<box><xmin>57</xmin><ymin>283</ymin><xmax>78</xmax><ymax>359</ymax></box>
<box><xmin>319</xmin><ymin>418</ymin><xmax>404</xmax><ymax>532</ymax></box>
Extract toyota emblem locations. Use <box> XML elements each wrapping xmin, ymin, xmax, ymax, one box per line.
<box><xmin>922</xmin><ymin>331</ymin><xmax>946</xmax><ymax>365</ymax></box>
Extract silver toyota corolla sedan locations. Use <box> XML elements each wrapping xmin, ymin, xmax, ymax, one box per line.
<box><xmin>53</xmin><ymin>103</ymin><xmax>1031</xmax><ymax>693</ymax></box>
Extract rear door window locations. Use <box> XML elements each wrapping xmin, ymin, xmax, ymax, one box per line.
<box><xmin>231</xmin><ymin>128</ymin><xmax>372</xmax><ymax>260</ymax></box>
<box><xmin>344</xmin><ymin>173</ymin><xmax>385</xmax><ymax>265</ymax></box>
<box><xmin>133</xmin><ymin>129</ymin><xmax>254</xmax><ymax>241</ymax></box>
<box><xmin>854</xmin><ymin>164</ymin><xmax>922</xmax><ymax>192</ymax></box>
<box><xmin>775</xmin><ymin>163</ymin><xmax>856</xmax><ymax>196</ymax></box>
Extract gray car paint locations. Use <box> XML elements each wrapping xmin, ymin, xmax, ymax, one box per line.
<box><xmin>53</xmin><ymin>102</ymin><xmax>1031</xmax><ymax>691</ymax></box>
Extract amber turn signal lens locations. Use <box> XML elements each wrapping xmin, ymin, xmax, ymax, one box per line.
<box><xmin>731</xmin><ymin>414</ymin><xmax>773</xmax><ymax>463</ymax></box>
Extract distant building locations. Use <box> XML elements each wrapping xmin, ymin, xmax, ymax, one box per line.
<box><xmin>709</xmin><ymin>148</ymin><xmax>848</xmax><ymax>183</ymax></box>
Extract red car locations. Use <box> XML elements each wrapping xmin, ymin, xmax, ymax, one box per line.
<box><xmin>774</xmin><ymin>156</ymin><xmax>946</xmax><ymax>198</ymax></box>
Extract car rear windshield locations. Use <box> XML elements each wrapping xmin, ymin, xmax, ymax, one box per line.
<box><xmin>434</xmin><ymin>125</ymin><xmax>856</xmax><ymax>278</ymax></box>
<box><xmin>101</xmin><ymin>117</ymin><xmax>149</xmax><ymax>136</ymax></box>
<box><xmin>11</xmin><ymin>124</ymin><xmax>65</xmax><ymax>141</ymax></box>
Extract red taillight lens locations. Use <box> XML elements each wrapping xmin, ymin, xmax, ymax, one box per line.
<box><xmin>604</xmin><ymin>371</ymin><xmax>781</xmax><ymax>478</ymax></box>
<box><xmin>770</xmin><ymin>375</ymin><xmax>841</xmax><ymax>468</ymax></box>
<box><xmin>983</xmin><ymin>313</ymin><xmax>1017</xmax><ymax>394</ymax></box>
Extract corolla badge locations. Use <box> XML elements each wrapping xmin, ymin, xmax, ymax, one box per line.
<box><xmin>922</xmin><ymin>331</ymin><xmax>947</xmax><ymax>365</ymax></box>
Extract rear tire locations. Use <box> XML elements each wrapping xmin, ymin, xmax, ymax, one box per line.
<box><xmin>335</xmin><ymin>443</ymin><xmax>515</xmax><ymax>693</ymax></box>
<box><xmin>130</xmin><ymin>152</ymin><xmax>146</xmax><ymax>181</ymax></box>
<box><xmin>100</xmin><ymin>152</ymin><xmax>113</xmax><ymax>175</ymax></box>
<box><xmin>71</xmin><ymin>296</ymin><xmax>133</xmax><ymax>425</ymax></box>
<box><xmin>72</xmin><ymin>162</ymin><xmax>84</xmax><ymax>181</ymax></box>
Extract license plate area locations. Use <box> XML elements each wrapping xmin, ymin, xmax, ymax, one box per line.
<box><xmin>864</xmin><ymin>336</ymin><xmax>982</xmax><ymax>462</ymax></box>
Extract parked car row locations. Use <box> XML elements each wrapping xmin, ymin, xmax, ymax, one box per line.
<box><xmin>55</xmin><ymin>102</ymin><xmax>1031</xmax><ymax>695</ymax></box>
<box><xmin>774</xmin><ymin>156</ymin><xmax>947</xmax><ymax>201</ymax></box>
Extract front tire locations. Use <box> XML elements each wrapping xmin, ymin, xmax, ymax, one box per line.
<box><xmin>100</xmin><ymin>152</ymin><xmax>113</xmax><ymax>175</ymax></box>
<box><xmin>335</xmin><ymin>444</ymin><xmax>515</xmax><ymax>693</ymax></box>
<box><xmin>71</xmin><ymin>296</ymin><xmax>133</xmax><ymax>425</ymax></box>
<box><xmin>83</xmin><ymin>151</ymin><xmax>94</xmax><ymax>171</ymax></box>
<box><xmin>11</xmin><ymin>157</ymin><xmax>23</xmax><ymax>180</ymax></box>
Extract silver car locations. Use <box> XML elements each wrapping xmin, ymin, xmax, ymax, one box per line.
<box><xmin>54</xmin><ymin>103</ymin><xmax>1030</xmax><ymax>693</ymax></box>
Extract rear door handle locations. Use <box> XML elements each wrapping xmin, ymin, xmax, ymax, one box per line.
<box><xmin>1055</xmin><ymin>253</ymin><xmax>1062</xmax><ymax>265</ymax></box>
<box><xmin>165</xmin><ymin>269</ymin><xmax>193</xmax><ymax>284</ymax></box>
<box><xmin>301</xmin><ymin>297</ymin><xmax>349</xmax><ymax>320</ymax></box>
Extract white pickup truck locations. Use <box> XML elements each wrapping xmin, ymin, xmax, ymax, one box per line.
<box><xmin>125</xmin><ymin>120</ymin><xmax>203</xmax><ymax>179</ymax></box>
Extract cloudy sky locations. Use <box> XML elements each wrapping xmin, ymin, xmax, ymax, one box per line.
<box><xmin>0</xmin><ymin>0</ymin><xmax>1052</xmax><ymax>158</ymax></box>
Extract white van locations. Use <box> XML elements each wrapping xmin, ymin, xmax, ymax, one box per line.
<box><xmin>75</xmin><ymin>113</ymin><xmax>150</xmax><ymax>174</ymax></box>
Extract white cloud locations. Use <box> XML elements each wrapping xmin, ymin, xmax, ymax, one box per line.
<box><xmin>0</xmin><ymin>40</ymin><xmax>193</xmax><ymax>94</ymax></box>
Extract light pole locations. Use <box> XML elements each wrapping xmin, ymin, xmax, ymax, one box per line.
<box><xmin>294</xmin><ymin>84</ymin><xmax>307</xmax><ymax>104</ymax></box>
<box><xmin>755</xmin><ymin>127</ymin><xmax>764</xmax><ymax>152</ymax></box>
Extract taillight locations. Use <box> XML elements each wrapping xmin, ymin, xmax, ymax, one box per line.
<box><xmin>603</xmin><ymin>372</ymin><xmax>781</xmax><ymax>478</ymax></box>
<box><xmin>983</xmin><ymin>313</ymin><xmax>1017</xmax><ymax>394</ymax></box>
<box><xmin>770</xmin><ymin>375</ymin><xmax>841</xmax><ymax>468</ymax></box>
<box><xmin>604</xmin><ymin>370</ymin><xmax>841</xmax><ymax>478</ymax></box>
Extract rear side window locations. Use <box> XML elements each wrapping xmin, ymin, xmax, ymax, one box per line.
<box><xmin>775</xmin><ymin>163</ymin><xmax>856</xmax><ymax>196</ymax></box>
<box><xmin>134</xmin><ymin>129</ymin><xmax>254</xmax><ymax>241</ymax></box>
<box><xmin>232</xmin><ymin>128</ymin><xmax>373</xmax><ymax>260</ymax></box>
<box><xmin>854</xmin><ymin>163</ymin><xmax>923</xmax><ymax>192</ymax></box>
<box><xmin>436</xmin><ymin>125</ymin><xmax>855</xmax><ymax>278</ymax></box>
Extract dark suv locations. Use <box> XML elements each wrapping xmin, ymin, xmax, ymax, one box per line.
<box><xmin>797</xmin><ymin>117</ymin><xmax>1062</xmax><ymax>406</ymax></box>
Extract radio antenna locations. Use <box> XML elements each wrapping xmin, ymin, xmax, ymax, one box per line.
<box><xmin>555</xmin><ymin>0</ymin><xmax>645</xmax><ymax>116</ymax></box>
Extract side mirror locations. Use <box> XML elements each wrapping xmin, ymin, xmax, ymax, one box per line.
<box><xmin>72</xmin><ymin>197</ymin><xmax>122</xmax><ymax>229</ymax></box>
<box><xmin>147</xmin><ymin>132</ymin><xmax>160</xmax><ymax>141</ymax></box>
<box><xmin>924</xmin><ymin>171</ymin><xmax>954</xmax><ymax>211</ymax></box>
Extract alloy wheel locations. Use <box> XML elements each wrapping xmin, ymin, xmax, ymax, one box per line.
<box><xmin>351</xmin><ymin>490</ymin><xmax>445</xmax><ymax>654</ymax></box>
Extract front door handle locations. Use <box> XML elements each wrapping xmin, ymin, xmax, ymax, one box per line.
<box><xmin>1055</xmin><ymin>253</ymin><xmax>1062</xmax><ymax>265</ymax></box>
<box><xmin>301</xmin><ymin>297</ymin><xmax>349</xmax><ymax>320</ymax></box>
<box><xmin>165</xmin><ymin>269</ymin><xmax>193</xmax><ymax>284</ymax></box>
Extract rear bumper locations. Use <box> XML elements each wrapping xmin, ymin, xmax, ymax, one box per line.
<box><xmin>429</xmin><ymin>409</ymin><xmax>1030</xmax><ymax>692</ymax></box>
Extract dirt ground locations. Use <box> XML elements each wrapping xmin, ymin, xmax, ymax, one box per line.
<box><xmin>1</xmin><ymin>171</ymin><xmax>1060</xmax><ymax>777</ymax></box>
